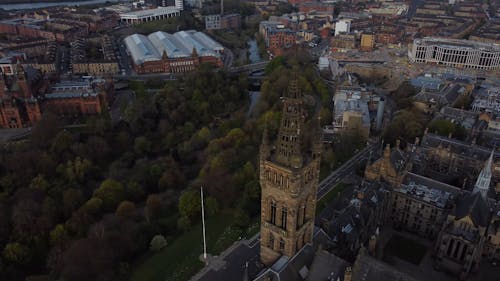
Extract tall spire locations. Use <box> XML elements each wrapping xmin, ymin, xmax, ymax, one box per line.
<box><xmin>312</xmin><ymin>114</ymin><xmax>322</xmax><ymax>159</ymax></box>
<box><xmin>473</xmin><ymin>149</ymin><xmax>494</xmax><ymax>199</ymax></box>
<box><xmin>275</xmin><ymin>75</ymin><xmax>305</xmax><ymax>168</ymax></box>
<box><xmin>260</xmin><ymin>116</ymin><xmax>270</xmax><ymax>161</ymax></box>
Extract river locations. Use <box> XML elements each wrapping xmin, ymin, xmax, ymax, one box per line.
<box><xmin>0</xmin><ymin>0</ymin><xmax>126</xmax><ymax>10</ymax></box>
<box><xmin>247</xmin><ymin>39</ymin><xmax>262</xmax><ymax>64</ymax></box>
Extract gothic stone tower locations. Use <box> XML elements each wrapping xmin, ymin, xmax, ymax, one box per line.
<box><xmin>259</xmin><ymin>77</ymin><xmax>322</xmax><ymax>266</ymax></box>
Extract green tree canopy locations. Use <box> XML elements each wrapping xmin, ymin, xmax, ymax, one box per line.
<box><xmin>178</xmin><ymin>190</ymin><xmax>201</xmax><ymax>219</ymax></box>
<box><xmin>93</xmin><ymin>179</ymin><xmax>125</xmax><ymax>211</ymax></box>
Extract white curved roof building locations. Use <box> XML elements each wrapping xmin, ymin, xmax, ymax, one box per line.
<box><xmin>124</xmin><ymin>34</ymin><xmax>161</xmax><ymax>65</ymax></box>
<box><xmin>124</xmin><ymin>30</ymin><xmax>224</xmax><ymax>65</ymax></box>
<box><xmin>148</xmin><ymin>31</ymin><xmax>190</xmax><ymax>58</ymax></box>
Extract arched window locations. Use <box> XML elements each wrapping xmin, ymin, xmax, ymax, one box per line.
<box><xmin>297</xmin><ymin>205</ymin><xmax>305</xmax><ymax>229</ymax></box>
<box><xmin>302</xmin><ymin>205</ymin><xmax>307</xmax><ymax>225</ymax></box>
<box><xmin>270</xmin><ymin>201</ymin><xmax>277</xmax><ymax>224</ymax></box>
<box><xmin>281</xmin><ymin>206</ymin><xmax>288</xmax><ymax>230</ymax></box>
<box><xmin>268</xmin><ymin>233</ymin><xmax>274</xmax><ymax>249</ymax></box>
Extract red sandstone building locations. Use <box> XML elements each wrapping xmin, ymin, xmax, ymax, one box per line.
<box><xmin>259</xmin><ymin>21</ymin><xmax>297</xmax><ymax>57</ymax></box>
<box><xmin>124</xmin><ymin>31</ymin><xmax>224</xmax><ymax>74</ymax></box>
<box><xmin>0</xmin><ymin>61</ymin><xmax>112</xmax><ymax>129</ymax></box>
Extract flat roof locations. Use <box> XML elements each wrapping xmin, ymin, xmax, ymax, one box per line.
<box><xmin>120</xmin><ymin>7</ymin><xmax>180</xmax><ymax>18</ymax></box>
<box><xmin>415</xmin><ymin>37</ymin><xmax>500</xmax><ymax>52</ymax></box>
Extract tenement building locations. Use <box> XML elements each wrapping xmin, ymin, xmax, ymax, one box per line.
<box><xmin>259</xmin><ymin>77</ymin><xmax>322</xmax><ymax>266</ymax></box>
<box><xmin>409</xmin><ymin>37</ymin><xmax>500</xmax><ymax>70</ymax></box>
<box><xmin>124</xmin><ymin>31</ymin><xmax>223</xmax><ymax>74</ymax></box>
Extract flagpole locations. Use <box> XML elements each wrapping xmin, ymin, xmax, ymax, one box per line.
<box><xmin>201</xmin><ymin>186</ymin><xmax>207</xmax><ymax>261</ymax></box>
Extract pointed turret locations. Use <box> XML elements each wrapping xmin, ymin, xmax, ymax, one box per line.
<box><xmin>162</xmin><ymin>50</ymin><xmax>168</xmax><ymax>60</ymax></box>
<box><xmin>312</xmin><ymin>114</ymin><xmax>322</xmax><ymax>159</ymax></box>
<box><xmin>275</xmin><ymin>75</ymin><xmax>305</xmax><ymax>168</ymax></box>
<box><xmin>473</xmin><ymin>149</ymin><xmax>494</xmax><ymax>199</ymax></box>
<box><xmin>192</xmin><ymin>47</ymin><xmax>198</xmax><ymax>57</ymax></box>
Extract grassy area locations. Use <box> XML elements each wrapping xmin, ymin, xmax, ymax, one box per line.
<box><xmin>130</xmin><ymin>212</ymin><xmax>233</xmax><ymax>281</ymax></box>
<box><xmin>316</xmin><ymin>183</ymin><xmax>346</xmax><ymax>215</ymax></box>
<box><xmin>383</xmin><ymin>235</ymin><xmax>427</xmax><ymax>265</ymax></box>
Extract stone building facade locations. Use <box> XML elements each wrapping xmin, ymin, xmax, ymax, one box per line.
<box><xmin>363</xmin><ymin>139</ymin><xmax>500</xmax><ymax>280</ymax></box>
<box><xmin>0</xmin><ymin>63</ymin><xmax>112</xmax><ymax>128</ymax></box>
<box><xmin>0</xmin><ymin>64</ymin><xmax>44</xmax><ymax>128</ymax></box>
<box><xmin>364</xmin><ymin>141</ymin><xmax>412</xmax><ymax>187</ymax></box>
<box><xmin>259</xmin><ymin>78</ymin><xmax>322</xmax><ymax>266</ymax></box>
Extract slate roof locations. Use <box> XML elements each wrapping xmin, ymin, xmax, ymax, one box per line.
<box><xmin>420</xmin><ymin>133</ymin><xmax>500</xmax><ymax>160</ymax></box>
<box><xmin>390</xmin><ymin>147</ymin><xmax>409</xmax><ymax>173</ymax></box>
<box><xmin>308</xmin><ymin>250</ymin><xmax>349</xmax><ymax>281</ymax></box>
<box><xmin>253</xmin><ymin>228</ymin><xmax>330</xmax><ymax>281</ymax></box>
<box><xmin>413</xmin><ymin>84</ymin><xmax>464</xmax><ymax>107</ymax></box>
<box><xmin>322</xmin><ymin>182</ymin><xmax>386</xmax><ymax>261</ymax></box>
<box><xmin>453</xmin><ymin>192</ymin><xmax>491</xmax><ymax>228</ymax></box>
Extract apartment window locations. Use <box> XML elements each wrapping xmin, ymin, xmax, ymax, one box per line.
<box><xmin>279</xmin><ymin>238</ymin><xmax>285</xmax><ymax>252</ymax></box>
<box><xmin>270</xmin><ymin>201</ymin><xmax>277</xmax><ymax>224</ymax></box>
<box><xmin>281</xmin><ymin>206</ymin><xmax>288</xmax><ymax>230</ymax></box>
<box><xmin>268</xmin><ymin>233</ymin><xmax>274</xmax><ymax>249</ymax></box>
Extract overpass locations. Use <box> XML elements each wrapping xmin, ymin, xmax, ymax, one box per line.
<box><xmin>230</xmin><ymin>61</ymin><xmax>269</xmax><ymax>73</ymax></box>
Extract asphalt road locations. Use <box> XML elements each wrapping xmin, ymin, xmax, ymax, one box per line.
<box><xmin>317</xmin><ymin>139</ymin><xmax>380</xmax><ymax>200</ymax></box>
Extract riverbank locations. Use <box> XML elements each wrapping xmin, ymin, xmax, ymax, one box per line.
<box><xmin>0</xmin><ymin>0</ymin><xmax>125</xmax><ymax>10</ymax></box>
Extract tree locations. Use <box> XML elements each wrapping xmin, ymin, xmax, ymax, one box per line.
<box><xmin>177</xmin><ymin>215</ymin><xmax>191</xmax><ymax>232</ymax></box>
<box><xmin>11</xmin><ymin>197</ymin><xmax>42</xmax><ymax>241</ymax></box>
<box><xmin>178</xmin><ymin>190</ymin><xmax>201</xmax><ymax>219</ymax></box>
<box><xmin>125</xmin><ymin>181</ymin><xmax>145</xmax><ymax>202</ymax></box>
<box><xmin>58</xmin><ymin>157</ymin><xmax>92</xmax><ymax>183</ymax></box>
<box><xmin>62</xmin><ymin>188</ymin><xmax>84</xmax><ymax>217</ymax></box>
<box><xmin>3</xmin><ymin>242</ymin><xmax>30</xmax><ymax>265</ymax></box>
<box><xmin>51</xmin><ymin>130</ymin><xmax>73</xmax><ymax>156</ymax></box>
<box><xmin>81</xmin><ymin>197</ymin><xmax>103</xmax><ymax>215</ymax></box>
<box><xmin>115</xmin><ymin>201</ymin><xmax>136</xmax><ymax>218</ymax></box>
<box><xmin>150</xmin><ymin>235</ymin><xmax>167</xmax><ymax>251</ymax></box>
<box><xmin>29</xmin><ymin>174</ymin><xmax>49</xmax><ymax>191</ymax></box>
<box><xmin>428</xmin><ymin>119</ymin><xmax>467</xmax><ymax>140</ymax></box>
<box><xmin>205</xmin><ymin>196</ymin><xmax>219</xmax><ymax>217</ymax></box>
<box><xmin>145</xmin><ymin>194</ymin><xmax>162</xmax><ymax>222</ymax></box>
<box><xmin>50</xmin><ymin>224</ymin><xmax>69</xmax><ymax>246</ymax></box>
<box><xmin>61</xmin><ymin>238</ymin><xmax>115</xmax><ymax>281</ymax></box>
<box><xmin>454</xmin><ymin>94</ymin><xmax>472</xmax><ymax>109</ymax></box>
<box><xmin>232</xmin><ymin>209</ymin><xmax>250</xmax><ymax>228</ymax></box>
<box><xmin>134</xmin><ymin>136</ymin><xmax>152</xmax><ymax>156</ymax></box>
<box><xmin>93</xmin><ymin>179</ymin><xmax>125</xmax><ymax>211</ymax></box>
<box><xmin>29</xmin><ymin>112</ymin><xmax>62</xmax><ymax>148</ymax></box>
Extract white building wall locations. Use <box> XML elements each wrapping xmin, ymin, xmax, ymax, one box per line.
<box><xmin>335</xmin><ymin>19</ymin><xmax>351</xmax><ymax>36</ymax></box>
<box><xmin>175</xmin><ymin>0</ymin><xmax>184</xmax><ymax>11</ymax></box>
<box><xmin>409</xmin><ymin>38</ymin><xmax>500</xmax><ymax>70</ymax></box>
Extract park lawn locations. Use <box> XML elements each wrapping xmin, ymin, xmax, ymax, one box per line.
<box><xmin>316</xmin><ymin>183</ymin><xmax>346</xmax><ymax>215</ymax></box>
<box><xmin>130</xmin><ymin>211</ymin><xmax>234</xmax><ymax>281</ymax></box>
<box><xmin>383</xmin><ymin>234</ymin><xmax>427</xmax><ymax>265</ymax></box>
